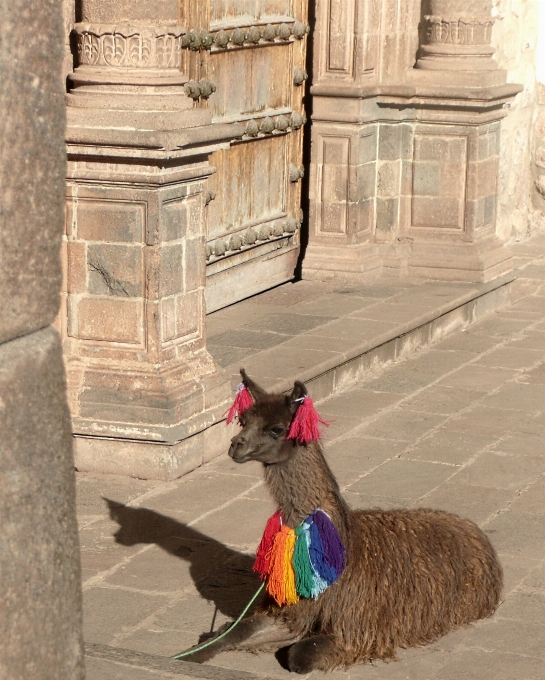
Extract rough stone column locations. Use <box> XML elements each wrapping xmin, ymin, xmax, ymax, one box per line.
<box><xmin>63</xmin><ymin>0</ymin><xmax>236</xmax><ymax>480</ymax></box>
<box><xmin>0</xmin><ymin>1</ymin><xmax>84</xmax><ymax>678</ymax></box>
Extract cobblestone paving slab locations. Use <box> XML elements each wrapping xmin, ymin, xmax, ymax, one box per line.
<box><xmin>81</xmin><ymin>253</ymin><xmax>545</xmax><ymax>680</ymax></box>
<box><xmin>86</xmin><ymin>644</ymin><xmax>276</xmax><ymax>680</ymax></box>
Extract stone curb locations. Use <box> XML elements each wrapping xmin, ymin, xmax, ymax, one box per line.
<box><xmin>86</xmin><ymin>643</ymin><xmax>276</xmax><ymax>680</ymax></box>
<box><xmin>269</xmin><ymin>270</ymin><xmax>518</xmax><ymax>398</ymax></box>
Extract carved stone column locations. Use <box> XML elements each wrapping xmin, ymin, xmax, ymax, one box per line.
<box><xmin>305</xmin><ymin>0</ymin><xmax>521</xmax><ymax>284</ymax></box>
<box><xmin>399</xmin><ymin>0</ymin><xmax>522</xmax><ymax>280</ymax></box>
<box><xmin>415</xmin><ymin>0</ymin><xmax>505</xmax><ymax>85</ymax></box>
<box><xmin>62</xmin><ymin>0</ymin><xmax>237</xmax><ymax>480</ymax></box>
<box><xmin>67</xmin><ymin>0</ymin><xmax>210</xmax><ymax>131</ymax></box>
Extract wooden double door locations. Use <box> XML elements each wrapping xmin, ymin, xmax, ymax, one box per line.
<box><xmin>181</xmin><ymin>0</ymin><xmax>309</xmax><ymax>312</ymax></box>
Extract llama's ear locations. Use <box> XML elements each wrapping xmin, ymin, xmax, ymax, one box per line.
<box><xmin>240</xmin><ymin>368</ymin><xmax>267</xmax><ymax>401</ymax></box>
<box><xmin>289</xmin><ymin>380</ymin><xmax>308</xmax><ymax>413</ymax></box>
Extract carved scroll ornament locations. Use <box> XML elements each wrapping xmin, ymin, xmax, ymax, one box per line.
<box><xmin>424</xmin><ymin>15</ymin><xmax>495</xmax><ymax>46</ymax></box>
<box><xmin>74</xmin><ymin>23</ymin><xmax>184</xmax><ymax>69</ymax></box>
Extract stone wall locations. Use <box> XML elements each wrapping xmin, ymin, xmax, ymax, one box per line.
<box><xmin>532</xmin><ymin>1</ymin><xmax>545</xmax><ymax>219</ymax></box>
<box><xmin>492</xmin><ymin>0</ymin><xmax>544</xmax><ymax>239</ymax></box>
<box><xmin>534</xmin><ymin>83</ymin><xmax>545</xmax><ymax>216</ymax></box>
<box><xmin>306</xmin><ymin>0</ymin><xmax>521</xmax><ymax>285</ymax></box>
<box><xmin>0</xmin><ymin>1</ymin><xmax>85</xmax><ymax>677</ymax></box>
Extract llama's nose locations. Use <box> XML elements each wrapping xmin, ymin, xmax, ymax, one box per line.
<box><xmin>229</xmin><ymin>433</ymin><xmax>247</xmax><ymax>459</ymax></box>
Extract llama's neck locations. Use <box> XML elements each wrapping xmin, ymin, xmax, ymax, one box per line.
<box><xmin>263</xmin><ymin>442</ymin><xmax>349</xmax><ymax>534</ymax></box>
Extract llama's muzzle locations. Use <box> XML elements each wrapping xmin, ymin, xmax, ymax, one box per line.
<box><xmin>228</xmin><ymin>433</ymin><xmax>253</xmax><ymax>463</ymax></box>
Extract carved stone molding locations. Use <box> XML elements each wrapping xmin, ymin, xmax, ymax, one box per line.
<box><xmin>67</xmin><ymin>22</ymin><xmax>199</xmax><ymax>120</ymax></box>
<box><xmin>416</xmin><ymin>12</ymin><xmax>501</xmax><ymax>76</ymax></box>
<box><xmin>74</xmin><ymin>23</ymin><xmax>185</xmax><ymax>69</ymax></box>
<box><xmin>424</xmin><ymin>16</ymin><xmax>495</xmax><ymax>46</ymax></box>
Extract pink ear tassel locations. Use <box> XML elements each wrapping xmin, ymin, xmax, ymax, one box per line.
<box><xmin>225</xmin><ymin>382</ymin><xmax>254</xmax><ymax>425</ymax></box>
<box><xmin>286</xmin><ymin>396</ymin><xmax>329</xmax><ymax>444</ymax></box>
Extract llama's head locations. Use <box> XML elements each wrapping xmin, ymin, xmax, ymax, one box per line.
<box><xmin>228</xmin><ymin>369</ymin><xmax>308</xmax><ymax>465</ymax></box>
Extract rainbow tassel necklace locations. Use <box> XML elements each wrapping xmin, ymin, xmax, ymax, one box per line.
<box><xmin>253</xmin><ymin>509</ymin><xmax>346</xmax><ymax>606</ymax></box>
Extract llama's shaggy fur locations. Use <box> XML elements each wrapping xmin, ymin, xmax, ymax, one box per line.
<box><xmin>191</xmin><ymin>371</ymin><xmax>502</xmax><ymax>673</ymax></box>
<box><xmin>265</xmin><ymin>447</ymin><xmax>502</xmax><ymax>668</ymax></box>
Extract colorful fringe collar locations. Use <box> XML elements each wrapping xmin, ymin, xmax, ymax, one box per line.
<box><xmin>253</xmin><ymin>509</ymin><xmax>346</xmax><ymax>606</ymax></box>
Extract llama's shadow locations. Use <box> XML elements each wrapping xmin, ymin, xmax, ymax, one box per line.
<box><xmin>105</xmin><ymin>499</ymin><xmax>265</xmax><ymax>624</ymax></box>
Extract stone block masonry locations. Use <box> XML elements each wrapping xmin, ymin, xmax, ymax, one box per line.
<box><xmin>0</xmin><ymin>0</ymin><xmax>84</xmax><ymax>677</ymax></box>
<box><xmin>61</xmin><ymin>0</ymin><xmax>239</xmax><ymax>480</ymax></box>
<box><xmin>306</xmin><ymin>0</ymin><xmax>522</xmax><ymax>284</ymax></box>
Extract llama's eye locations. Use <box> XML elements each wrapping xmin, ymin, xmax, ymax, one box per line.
<box><xmin>269</xmin><ymin>426</ymin><xmax>284</xmax><ymax>437</ymax></box>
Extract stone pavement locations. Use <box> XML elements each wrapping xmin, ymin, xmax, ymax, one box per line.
<box><xmin>79</xmin><ymin>239</ymin><xmax>545</xmax><ymax>680</ymax></box>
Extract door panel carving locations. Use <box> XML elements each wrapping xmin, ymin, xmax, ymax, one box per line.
<box><xmin>208</xmin><ymin>44</ymin><xmax>291</xmax><ymax>119</ymax></box>
<box><xmin>181</xmin><ymin>0</ymin><xmax>308</xmax><ymax>312</ymax></box>
<box><xmin>207</xmin><ymin>136</ymin><xmax>286</xmax><ymax>240</ymax></box>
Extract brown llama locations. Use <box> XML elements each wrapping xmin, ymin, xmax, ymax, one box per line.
<box><xmin>189</xmin><ymin>369</ymin><xmax>503</xmax><ymax>673</ymax></box>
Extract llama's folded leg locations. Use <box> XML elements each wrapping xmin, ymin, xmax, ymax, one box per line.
<box><xmin>287</xmin><ymin>634</ymin><xmax>342</xmax><ymax>673</ymax></box>
<box><xmin>185</xmin><ymin>613</ymin><xmax>299</xmax><ymax>663</ymax></box>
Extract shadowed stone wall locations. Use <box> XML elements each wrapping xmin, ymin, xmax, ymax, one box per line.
<box><xmin>0</xmin><ymin>1</ymin><xmax>85</xmax><ymax>677</ymax></box>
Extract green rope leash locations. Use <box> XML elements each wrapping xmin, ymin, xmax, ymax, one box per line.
<box><xmin>173</xmin><ymin>582</ymin><xmax>265</xmax><ymax>660</ymax></box>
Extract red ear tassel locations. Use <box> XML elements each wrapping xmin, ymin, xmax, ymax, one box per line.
<box><xmin>286</xmin><ymin>396</ymin><xmax>329</xmax><ymax>444</ymax></box>
<box><xmin>225</xmin><ymin>382</ymin><xmax>254</xmax><ymax>425</ymax></box>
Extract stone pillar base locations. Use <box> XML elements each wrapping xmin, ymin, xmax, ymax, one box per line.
<box><xmin>69</xmin><ymin>354</ymin><xmax>231</xmax><ymax>442</ymax></box>
<box><xmin>303</xmin><ymin>237</ymin><xmax>512</xmax><ymax>284</ymax></box>
<box><xmin>407</xmin><ymin>236</ymin><xmax>513</xmax><ymax>283</ymax></box>
<box><xmin>74</xmin><ymin>417</ymin><xmax>236</xmax><ymax>482</ymax></box>
<box><xmin>302</xmin><ymin>242</ymin><xmax>382</xmax><ymax>282</ymax></box>
<box><xmin>410</xmin><ymin>66</ymin><xmax>507</xmax><ymax>88</ymax></box>
<box><xmin>63</xmin><ymin>118</ymin><xmax>240</xmax><ymax>480</ymax></box>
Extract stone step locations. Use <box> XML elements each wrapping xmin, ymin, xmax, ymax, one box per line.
<box><xmin>75</xmin><ymin>242</ymin><xmax>545</xmax><ymax>482</ymax></box>
<box><xmin>208</xmin><ymin>273</ymin><xmax>518</xmax><ymax>404</ymax></box>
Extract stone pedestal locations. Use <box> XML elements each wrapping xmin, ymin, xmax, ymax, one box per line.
<box><xmin>64</xmin><ymin>151</ymin><xmax>233</xmax><ymax>479</ymax></box>
<box><xmin>62</xmin><ymin>0</ymin><xmax>236</xmax><ymax>480</ymax></box>
<box><xmin>305</xmin><ymin>0</ymin><xmax>521</xmax><ymax>284</ymax></box>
